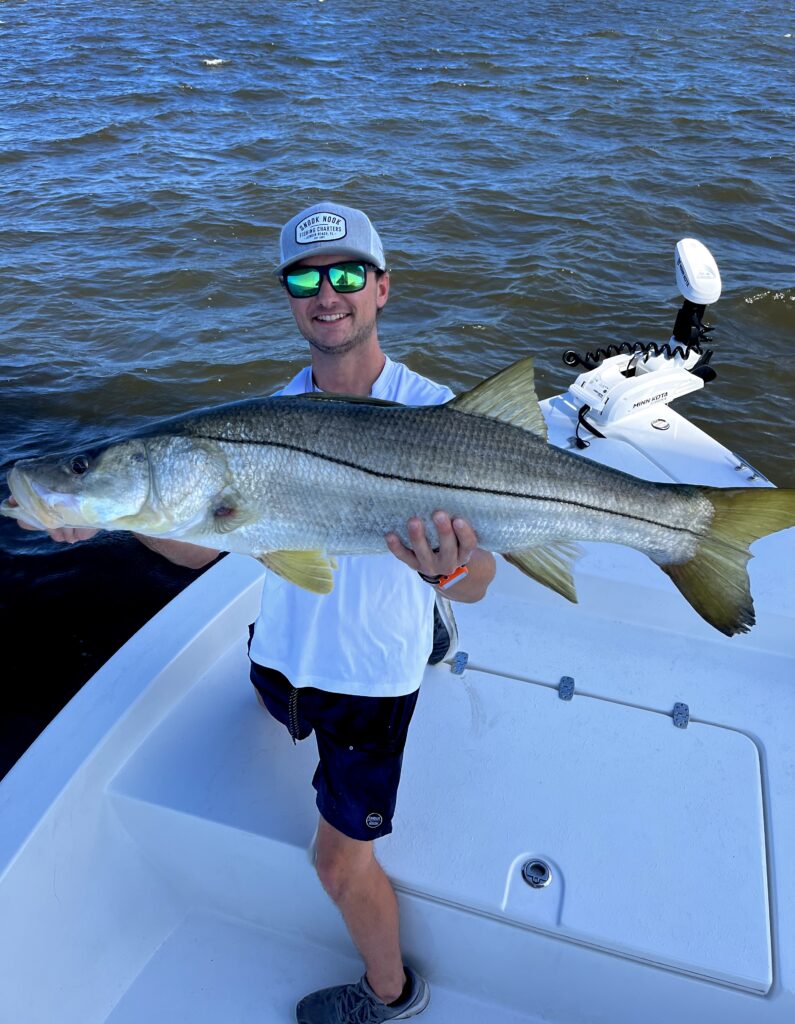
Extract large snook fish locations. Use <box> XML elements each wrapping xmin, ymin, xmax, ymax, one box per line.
<box><xmin>2</xmin><ymin>358</ymin><xmax>793</xmax><ymax>635</ymax></box>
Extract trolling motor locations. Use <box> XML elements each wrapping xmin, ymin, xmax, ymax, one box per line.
<box><xmin>565</xmin><ymin>239</ymin><xmax>722</xmax><ymax>445</ymax></box>
<box><xmin>669</xmin><ymin>237</ymin><xmax>720</xmax><ymax>381</ymax></box>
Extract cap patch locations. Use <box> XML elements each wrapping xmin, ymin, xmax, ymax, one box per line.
<box><xmin>295</xmin><ymin>213</ymin><xmax>347</xmax><ymax>245</ymax></box>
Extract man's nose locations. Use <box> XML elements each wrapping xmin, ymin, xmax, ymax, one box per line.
<box><xmin>315</xmin><ymin>275</ymin><xmax>339</xmax><ymax>303</ymax></box>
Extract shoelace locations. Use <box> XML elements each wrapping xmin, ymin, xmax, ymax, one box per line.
<box><xmin>334</xmin><ymin>982</ymin><xmax>388</xmax><ymax>1024</ymax></box>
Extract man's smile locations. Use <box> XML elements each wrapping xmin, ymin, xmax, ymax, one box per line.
<box><xmin>314</xmin><ymin>312</ymin><xmax>350</xmax><ymax>323</ymax></box>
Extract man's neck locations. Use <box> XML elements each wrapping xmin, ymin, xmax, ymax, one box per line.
<box><xmin>310</xmin><ymin>345</ymin><xmax>387</xmax><ymax>396</ymax></box>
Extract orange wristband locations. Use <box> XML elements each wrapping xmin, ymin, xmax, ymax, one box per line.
<box><xmin>418</xmin><ymin>565</ymin><xmax>469</xmax><ymax>589</ymax></box>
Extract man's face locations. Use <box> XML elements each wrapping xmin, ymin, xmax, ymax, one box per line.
<box><xmin>285</xmin><ymin>253</ymin><xmax>389</xmax><ymax>357</ymax></box>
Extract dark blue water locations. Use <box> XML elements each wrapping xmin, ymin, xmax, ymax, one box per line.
<box><xmin>1</xmin><ymin>1</ymin><xmax>793</xmax><ymax>774</ymax></box>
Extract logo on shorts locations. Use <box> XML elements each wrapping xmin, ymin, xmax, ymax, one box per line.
<box><xmin>295</xmin><ymin>213</ymin><xmax>347</xmax><ymax>245</ymax></box>
<box><xmin>365</xmin><ymin>812</ymin><xmax>383</xmax><ymax>830</ymax></box>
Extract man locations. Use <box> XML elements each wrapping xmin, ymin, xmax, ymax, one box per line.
<box><xmin>17</xmin><ymin>201</ymin><xmax>496</xmax><ymax>1023</ymax></box>
<box><xmin>250</xmin><ymin>203</ymin><xmax>495</xmax><ymax>1023</ymax></box>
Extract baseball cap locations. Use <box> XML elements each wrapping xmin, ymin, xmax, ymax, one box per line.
<box><xmin>276</xmin><ymin>201</ymin><xmax>386</xmax><ymax>274</ymax></box>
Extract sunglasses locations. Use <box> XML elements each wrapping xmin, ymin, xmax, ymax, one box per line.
<box><xmin>281</xmin><ymin>260</ymin><xmax>376</xmax><ymax>298</ymax></box>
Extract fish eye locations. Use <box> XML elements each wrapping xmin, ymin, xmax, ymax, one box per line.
<box><xmin>70</xmin><ymin>456</ymin><xmax>90</xmax><ymax>475</ymax></box>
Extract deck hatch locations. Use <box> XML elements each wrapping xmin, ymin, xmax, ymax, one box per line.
<box><xmin>380</xmin><ymin>668</ymin><xmax>771</xmax><ymax>993</ymax></box>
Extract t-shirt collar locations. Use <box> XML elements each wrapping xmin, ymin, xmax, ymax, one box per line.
<box><xmin>311</xmin><ymin>355</ymin><xmax>395</xmax><ymax>397</ymax></box>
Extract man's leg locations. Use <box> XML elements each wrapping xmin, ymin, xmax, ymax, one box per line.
<box><xmin>315</xmin><ymin>815</ymin><xmax>406</xmax><ymax>1004</ymax></box>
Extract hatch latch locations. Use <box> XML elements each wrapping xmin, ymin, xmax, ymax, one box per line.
<box><xmin>672</xmin><ymin>702</ymin><xmax>690</xmax><ymax>728</ymax></box>
<box><xmin>558</xmin><ymin>676</ymin><xmax>575</xmax><ymax>701</ymax></box>
<box><xmin>451</xmin><ymin>651</ymin><xmax>469</xmax><ymax>676</ymax></box>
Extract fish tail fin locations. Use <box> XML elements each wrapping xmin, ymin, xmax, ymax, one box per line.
<box><xmin>660</xmin><ymin>486</ymin><xmax>795</xmax><ymax>636</ymax></box>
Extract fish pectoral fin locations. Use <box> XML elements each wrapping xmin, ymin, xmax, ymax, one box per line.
<box><xmin>502</xmin><ymin>542</ymin><xmax>581</xmax><ymax>602</ymax></box>
<box><xmin>209</xmin><ymin>489</ymin><xmax>258</xmax><ymax>534</ymax></box>
<box><xmin>660</xmin><ymin>485</ymin><xmax>795</xmax><ymax>636</ymax></box>
<box><xmin>449</xmin><ymin>356</ymin><xmax>547</xmax><ymax>439</ymax></box>
<box><xmin>258</xmin><ymin>550</ymin><xmax>338</xmax><ymax>594</ymax></box>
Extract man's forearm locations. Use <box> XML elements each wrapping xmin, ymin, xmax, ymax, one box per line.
<box><xmin>133</xmin><ymin>533</ymin><xmax>220</xmax><ymax>569</ymax></box>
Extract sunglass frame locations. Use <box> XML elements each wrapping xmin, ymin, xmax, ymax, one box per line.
<box><xmin>280</xmin><ymin>260</ymin><xmax>377</xmax><ymax>298</ymax></box>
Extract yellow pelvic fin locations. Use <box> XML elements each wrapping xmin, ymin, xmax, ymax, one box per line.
<box><xmin>450</xmin><ymin>356</ymin><xmax>547</xmax><ymax>439</ymax></box>
<box><xmin>258</xmin><ymin>550</ymin><xmax>338</xmax><ymax>594</ymax></box>
<box><xmin>502</xmin><ymin>541</ymin><xmax>581</xmax><ymax>602</ymax></box>
<box><xmin>660</xmin><ymin>486</ymin><xmax>795</xmax><ymax>636</ymax></box>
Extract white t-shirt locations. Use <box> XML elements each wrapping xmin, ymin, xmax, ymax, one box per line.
<box><xmin>248</xmin><ymin>355</ymin><xmax>454</xmax><ymax>697</ymax></box>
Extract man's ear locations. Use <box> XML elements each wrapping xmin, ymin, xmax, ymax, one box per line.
<box><xmin>376</xmin><ymin>270</ymin><xmax>390</xmax><ymax>309</ymax></box>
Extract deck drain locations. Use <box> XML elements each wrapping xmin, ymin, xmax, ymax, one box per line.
<box><xmin>522</xmin><ymin>859</ymin><xmax>552</xmax><ymax>889</ymax></box>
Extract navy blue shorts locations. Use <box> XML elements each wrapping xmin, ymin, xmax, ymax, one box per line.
<box><xmin>249</xmin><ymin>660</ymin><xmax>419</xmax><ymax>841</ymax></box>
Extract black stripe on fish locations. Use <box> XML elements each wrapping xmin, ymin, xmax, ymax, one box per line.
<box><xmin>189</xmin><ymin>433</ymin><xmax>705</xmax><ymax>542</ymax></box>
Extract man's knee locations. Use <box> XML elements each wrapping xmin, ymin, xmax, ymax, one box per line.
<box><xmin>315</xmin><ymin>823</ymin><xmax>374</xmax><ymax>903</ymax></box>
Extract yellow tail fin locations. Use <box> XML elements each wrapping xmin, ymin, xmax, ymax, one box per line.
<box><xmin>661</xmin><ymin>487</ymin><xmax>795</xmax><ymax>635</ymax></box>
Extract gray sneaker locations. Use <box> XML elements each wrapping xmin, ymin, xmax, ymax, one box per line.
<box><xmin>295</xmin><ymin>965</ymin><xmax>430</xmax><ymax>1023</ymax></box>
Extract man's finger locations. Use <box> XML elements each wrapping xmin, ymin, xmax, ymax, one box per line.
<box><xmin>52</xmin><ymin>527</ymin><xmax>99</xmax><ymax>543</ymax></box>
<box><xmin>431</xmin><ymin>511</ymin><xmax>462</xmax><ymax>572</ymax></box>
<box><xmin>385</xmin><ymin>530</ymin><xmax>420</xmax><ymax>570</ymax></box>
<box><xmin>451</xmin><ymin>516</ymin><xmax>478</xmax><ymax>563</ymax></box>
<box><xmin>408</xmin><ymin>516</ymin><xmax>446</xmax><ymax>575</ymax></box>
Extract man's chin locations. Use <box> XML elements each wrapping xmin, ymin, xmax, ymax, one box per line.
<box><xmin>305</xmin><ymin>327</ymin><xmax>373</xmax><ymax>357</ymax></box>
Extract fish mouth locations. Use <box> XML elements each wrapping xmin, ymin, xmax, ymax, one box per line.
<box><xmin>7</xmin><ymin>466</ymin><xmax>84</xmax><ymax>529</ymax></box>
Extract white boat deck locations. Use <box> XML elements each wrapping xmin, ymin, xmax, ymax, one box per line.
<box><xmin>1</xmin><ymin>534</ymin><xmax>793</xmax><ymax>1023</ymax></box>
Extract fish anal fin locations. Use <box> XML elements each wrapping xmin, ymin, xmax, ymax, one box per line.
<box><xmin>258</xmin><ymin>550</ymin><xmax>338</xmax><ymax>594</ymax></box>
<box><xmin>503</xmin><ymin>541</ymin><xmax>580</xmax><ymax>602</ymax></box>
<box><xmin>659</xmin><ymin>485</ymin><xmax>795</xmax><ymax>636</ymax></box>
<box><xmin>450</xmin><ymin>356</ymin><xmax>547</xmax><ymax>439</ymax></box>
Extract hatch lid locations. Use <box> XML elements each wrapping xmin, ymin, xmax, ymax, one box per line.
<box><xmin>380</xmin><ymin>669</ymin><xmax>771</xmax><ymax>992</ymax></box>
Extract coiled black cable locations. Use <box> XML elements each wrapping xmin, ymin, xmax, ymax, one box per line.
<box><xmin>562</xmin><ymin>337</ymin><xmax>708</xmax><ymax>372</ymax></box>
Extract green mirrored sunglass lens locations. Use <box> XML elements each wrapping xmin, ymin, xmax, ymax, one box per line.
<box><xmin>286</xmin><ymin>269</ymin><xmax>321</xmax><ymax>296</ymax></box>
<box><xmin>328</xmin><ymin>264</ymin><xmax>366</xmax><ymax>291</ymax></box>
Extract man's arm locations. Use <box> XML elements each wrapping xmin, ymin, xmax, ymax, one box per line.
<box><xmin>10</xmin><ymin>501</ymin><xmax>220</xmax><ymax>570</ymax></box>
<box><xmin>385</xmin><ymin>511</ymin><xmax>496</xmax><ymax>604</ymax></box>
<box><xmin>132</xmin><ymin>534</ymin><xmax>221</xmax><ymax>569</ymax></box>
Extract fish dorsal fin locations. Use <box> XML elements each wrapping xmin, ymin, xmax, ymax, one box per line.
<box><xmin>258</xmin><ymin>550</ymin><xmax>338</xmax><ymax>594</ymax></box>
<box><xmin>449</xmin><ymin>357</ymin><xmax>547</xmax><ymax>439</ymax></box>
<box><xmin>297</xmin><ymin>393</ymin><xmax>403</xmax><ymax>408</ymax></box>
<box><xmin>502</xmin><ymin>541</ymin><xmax>581</xmax><ymax>602</ymax></box>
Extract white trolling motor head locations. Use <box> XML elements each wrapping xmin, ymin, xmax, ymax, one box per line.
<box><xmin>674</xmin><ymin>237</ymin><xmax>721</xmax><ymax>306</ymax></box>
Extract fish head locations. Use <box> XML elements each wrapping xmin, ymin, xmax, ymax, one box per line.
<box><xmin>4</xmin><ymin>438</ymin><xmax>153</xmax><ymax>531</ymax></box>
<box><xmin>3</xmin><ymin>434</ymin><xmax>229</xmax><ymax>535</ymax></box>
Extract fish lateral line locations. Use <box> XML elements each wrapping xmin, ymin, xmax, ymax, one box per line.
<box><xmin>187</xmin><ymin>432</ymin><xmax>707</xmax><ymax>542</ymax></box>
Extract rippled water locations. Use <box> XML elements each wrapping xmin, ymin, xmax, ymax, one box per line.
<box><xmin>1</xmin><ymin>1</ymin><xmax>792</xmax><ymax>771</ymax></box>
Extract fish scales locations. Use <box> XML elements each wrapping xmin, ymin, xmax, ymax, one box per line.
<box><xmin>167</xmin><ymin>397</ymin><xmax>713</xmax><ymax>562</ymax></box>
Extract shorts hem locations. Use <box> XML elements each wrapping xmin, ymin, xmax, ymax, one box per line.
<box><xmin>315</xmin><ymin>803</ymin><xmax>394</xmax><ymax>842</ymax></box>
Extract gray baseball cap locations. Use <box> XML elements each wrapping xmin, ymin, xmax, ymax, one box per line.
<box><xmin>276</xmin><ymin>201</ymin><xmax>386</xmax><ymax>274</ymax></box>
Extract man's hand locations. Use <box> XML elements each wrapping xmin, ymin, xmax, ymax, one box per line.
<box><xmin>7</xmin><ymin>497</ymin><xmax>99</xmax><ymax>544</ymax></box>
<box><xmin>386</xmin><ymin>510</ymin><xmax>476</xmax><ymax>578</ymax></box>
<box><xmin>385</xmin><ymin>511</ymin><xmax>496</xmax><ymax>603</ymax></box>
